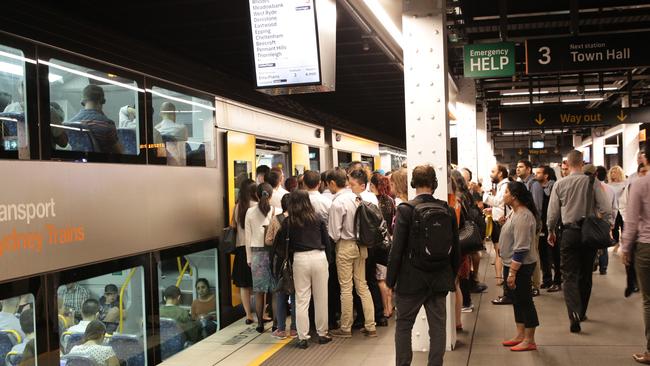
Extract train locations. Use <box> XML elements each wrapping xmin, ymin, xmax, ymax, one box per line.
<box><xmin>0</xmin><ymin>28</ymin><xmax>406</xmax><ymax>366</ymax></box>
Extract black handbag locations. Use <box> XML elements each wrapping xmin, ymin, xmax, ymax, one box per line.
<box><xmin>581</xmin><ymin>175</ymin><xmax>614</xmax><ymax>249</ymax></box>
<box><xmin>221</xmin><ymin>227</ymin><xmax>237</xmax><ymax>254</ymax></box>
<box><xmin>274</xmin><ymin>225</ymin><xmax>295</xmax><ymax>294</ymax></box>
<box><xmin>459</xmin><ymin>220</ymin><xmax>484</xmax><ymax>254</ymax></box>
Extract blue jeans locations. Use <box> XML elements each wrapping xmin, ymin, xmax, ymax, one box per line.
<box><xmin>598</xmin><ymin>249</ymin><xmax>609</xmax><ymax>273</ymax></box>
<box><xmin>275</xmin><ymin>292</ymin><xmax>296</xmax><ymax>331</ymax></box>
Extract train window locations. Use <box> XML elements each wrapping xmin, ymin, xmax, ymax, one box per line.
<box><xmin>149</xmin><ymin>86</ymin><xmax>216</xmax><ymax>167</ymax></box>
<box><xmin>0</xmin><ymin>44</ymin><xmax>29</xmax><ymax>156</ymax></box>
<box><xmin>46</xmin><ymin>59</ymin><xmax>142</xmax><ymax>155</ymax></box>
<box><xmin>57</xmin><ymin>267</ymin><xmax>147</xmax><ymax>366</ymax></box>
<box><xmin>157</xmin><ymin>248</ymin><xmax>218</xmax><ymax>360</ymax></box>
<box><xmin>0</xmin><ymin>293</ymin><xmax>38</xmax><ymax>365</ymax></box>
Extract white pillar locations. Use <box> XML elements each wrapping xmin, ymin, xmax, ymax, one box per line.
<box><xmin>476</xmin><ymin>110</ymin><xmax>495</xmax><ymax>184</ymax></box>
<box><xmin>456</xmin><ymin>78</ymin><xmax>478</xmax><ymax>176</ymax></box>
<box><xmin>623</xmin><ymin>124</ymin><xmax>640</xmax><ymax>175</ymax></box>
<box><xmin>593</xmin><ymin>132</ymin><xmax>605</xmax><ymax>166</ymax></box>
<box><xmin>403</xmin><ymin>0</ymin><xmax>455</xmax><ymax>352</ymax></box>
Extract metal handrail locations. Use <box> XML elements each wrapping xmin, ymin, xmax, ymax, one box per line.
<box><xmin>119</xmin><ymin>268</ymin><xmax>137</xmax><ymax>333</ymax></box>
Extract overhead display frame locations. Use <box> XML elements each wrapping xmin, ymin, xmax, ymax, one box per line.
<box><xmin>248</xmin><ymin>0</ymin><xmax>323</xmax><ymax>89</ymax></box>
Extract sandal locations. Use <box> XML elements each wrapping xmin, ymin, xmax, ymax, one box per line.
<box><xmin>633</xmin><ymin>352</ymin><xmax>650</xmax><ymax>364</ymax></box>
<box><xmin>511</xmin><ymin>343</ymin><xmax>537</xmax><ymax>352</ymax></box>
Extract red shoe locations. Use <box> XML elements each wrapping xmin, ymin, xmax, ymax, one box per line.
<box><xmin>502</xmin><ymin>339</ymin><xmax>523</xmax><ymax>347</ymax></box>
<box><xmin>510</xmin><ymin>343</ymin><xmax>537</xmax><ymax>352</ymax></box>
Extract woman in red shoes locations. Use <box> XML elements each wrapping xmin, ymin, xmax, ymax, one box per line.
<box><xmin>498</xmin><ymin>181</ymin><xmax>541</xmax><ymax>352</ymax></box>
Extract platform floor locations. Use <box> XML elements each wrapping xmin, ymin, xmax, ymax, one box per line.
<box><xmin>160</xmin><ymin>244</ymin><xmax>646</xmax><ymax>366</ymax></box>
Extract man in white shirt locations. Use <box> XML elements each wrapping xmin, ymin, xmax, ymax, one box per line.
<box><xmin>67</xmin><ymin>298</ymin><xmax>99</xmax><ymax>334</ymax></box>
<box><xmin>9</xmin><ymin>310</ymin><xmax>35</xmax><ymax>355</ymax></box>
<box><xmin>267</xmin><ymin>167</ymin><xmax>288</xmax><ymax>212</ymax></box>
<box><xmin>329</xmin><ymin>169</ymin><xmax>377</xmax><ymax>338</ymax></box>
<box><xmin>320</xmin><ymin>171</ymin><xmax>334</xmax><ymax>200</ymax></box>
<box><xmin>483</xmin><ymin>164</ymin><xmax>511</xmax><ymax>305</ymax></box>
<box><xmin>304</xmin><ymin>170</ymin><xmax>331</xmax><ymax>221</ymax></box>
<box><xmin>256</xmin><ymin>165</ymin><xmax>270</xmax><ymax>184</ymax></box>
<box><xmin>0</xmin><ymin>298</ymin><xmax>24</xmax><ymax>340</ymax></box>
<box><xmin>154</xmin><ymin>102</ymin><xmax>188</xmax><ymax>142</ymax></box>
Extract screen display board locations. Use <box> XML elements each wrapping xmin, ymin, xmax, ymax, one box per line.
<box><xmin>249</xmin><ymin>0</ymin><xmax>321</xmax><ymax>88</ymax></box>
<box><xmin>525</xmin><ymin>31</ymin><xmax>650</xmax><ymax>74</ymax></box>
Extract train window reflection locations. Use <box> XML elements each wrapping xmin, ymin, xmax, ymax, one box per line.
<box><xmin>157</xmin><ymin>248</ymin><xmax>218</xmax><ymax>360</ymax></box>
<box><xmin>0</xmin><ymin>44</ymin><xmax>29</xmax><ymax>157</ymax></box>
<box><xmin>0</xmin><ymin>293</ymin><xmax>37</xmax><ymax>366</ymax></box>
<box><xmin>149</xmin><ymin>86</ymin><xmax>215</xmax><ymax>167</ymax></box>
<box><xmin>46</xmin><ymin>59</ymin><xmax>141</xmax><ymax>155</ymax></box>
<box><xmin>57</xmin><ymin>267</ymin><xmax>147</xmax><ymax>366</ymax></box>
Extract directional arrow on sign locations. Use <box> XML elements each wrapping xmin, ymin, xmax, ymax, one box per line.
<box><xmin>518</xmin><ymin>149</ymin><xmax>524</xmax><ymax>155</ymax></box>
<box><xmin>534</xmin><ymin>113</ymin><xmax>545</xmax><ymax>125</ymax></box>
<box><xmin>617</xmin><ymin>110</ymin><xmax>628</xmax><ymax>122</ymax></box>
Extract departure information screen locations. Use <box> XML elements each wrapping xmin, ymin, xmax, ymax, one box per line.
<box><xmin>248</xmin><ymin>0</ymin><xmax>321</xmax><ymax>88</ymax></box>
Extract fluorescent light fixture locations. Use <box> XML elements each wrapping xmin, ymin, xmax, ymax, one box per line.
<box><xmin>561</xmin><ymin>97</ymin><xmax>604</xmax><ymax>103</ymax></box>
<box><xmin>605</xmin><ymin>146</ymin><xmax>618</xmax><ymax>155</ymax></box>
<box><xmin>501</xmin><ymin>90</ymin><xmax>550</xmax><ymax>96</ymax></box>
<box><xmin>39</xmin><ymin>59</ymin><xmax>144</xmax><ymax>92</ymax></box>
<box><xmin>532</xmin><ymin>141</ymin><xmax>544</xmax><ymax>149</ymax></box>
<box><xmin>0</xmin><ymin>50</ymin><xmax>36</xmax><ymax>64</ymax></box>
<box><xmin>567</xmin><ymin>87</ymin><xmax>618</xmax><ymax>92</ymax></box>
<box><xmin>363</xmin><ymin>0</ymin><xmax>403</xmax><ymax>47</ymax></box>
<box><xmin>146</xmin><ymin>88</ymin><xmax>216</xmax><ymax>111</ymax></box>
<box><xmin>0</xmin><ymin>61</ymin><xmax>23</xmax><ymax>76</ymax></box>
<box><xmin>48</xmin><ymin>73</ymin><xmax>63</xmax><ymax>83</ymax></box>
<box><xmin>502</xmin><ymin>100</ymin><xmax>544</xmax><ymax>105</ymax></box>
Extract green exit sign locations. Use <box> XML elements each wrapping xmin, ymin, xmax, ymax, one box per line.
<box><xmin>464</xmin><ymin>42</ymin><xmax>515</xmax><ymax>78</ymax></box>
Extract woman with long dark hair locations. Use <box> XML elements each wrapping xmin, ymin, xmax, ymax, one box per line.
<box><xmin>244</xmin><ymin>182</ymin><xmax>280</xmax><ymax>333</ymax></box>
<box><xmin>370</xmin><ymin>173</ymin><xmax>395</xmax><ymax>321</ymax></box>
<box><xmin>68</xmin><ymin>320</ymin><xmax>120</xmax><ymax>366</ymax></box>
<box><xmin>231</xmin><ymin>179</ymin><xmax>257</xmax><ymax>324</ymax></box>
<box><xmin>500</xmin><ymin>181</ymin><xmax>540</xmax><ymax>352</ymax></box>
<box><xmin>277</xmin><ymin>190</ymin><xmax>331</xmax><ymax>349</ymax></box>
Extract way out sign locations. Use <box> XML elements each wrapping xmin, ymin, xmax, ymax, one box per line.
<box><xmin>464</xmin><ymin>42</ymin><xmax>515</xmax><ymax>78</ymax></box>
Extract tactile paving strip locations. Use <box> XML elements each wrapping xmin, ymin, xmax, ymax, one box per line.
<box><xmin>261</xmin><ymin>336</ymin><xmax>347</xmax><ymax>365</ymax></box>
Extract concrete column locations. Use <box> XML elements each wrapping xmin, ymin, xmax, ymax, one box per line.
<box><xmin>456</xmin><ymin>78</ymin><xmax>478</xmax><ymax>175</ymax></box>
<box><xmin>592</xmin><ymin>132</ymin><xmax>605</xmax><ymax>166</ymax></box>
<box><xmin>621</xmin><ymin>96</ymin><xmax>640</xmax><ymax>175</ymax></box>
<box><xmin>403</xmin><ymin>0</ymin><xmax>455</xmax><ymax>352</ymax></box>
<box><xmin>476</xmin><ymin>110</ymin><xmax>495</xmax><ymax>184</ymax></box>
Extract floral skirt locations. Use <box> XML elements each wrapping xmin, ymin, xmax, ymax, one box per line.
<box><xmin>251</xmin><ymin>247</ymin><xmax>275</xmax><ymax>293</ymax></box>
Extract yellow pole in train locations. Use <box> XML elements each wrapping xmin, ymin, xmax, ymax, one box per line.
<box><xmin>176</xmin><ymin>261</ymin><xmax>190</xmax><ymax>288</ymax></box>
<box><xmin>119</xmin><ymin>268</ymin><xmax>137</xmax><ymax>334</ymax></box>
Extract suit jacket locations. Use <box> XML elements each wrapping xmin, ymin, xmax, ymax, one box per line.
<box><xmin>386</xmin><ymin>194</ymin><xmax>460</xmax><ymax>295</ymax></box>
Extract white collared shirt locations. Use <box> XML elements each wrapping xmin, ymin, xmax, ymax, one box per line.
<box><xmin>308</xmin><ymin>190</ymin><xmax>332</xmax><ymax>222</ymax></box>
<box><xmin>483</xmin><ymin>178</ymin><xmax>509</xmax><ymax>221</ymax></box>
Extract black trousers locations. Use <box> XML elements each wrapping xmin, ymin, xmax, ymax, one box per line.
<box><xmin>328</xmin><ymin>249</ymin><xmax>341</xmax><ymax>327</ymax></box>
<box><xmin>354</xmin><ymin>248</ymin><xmax>384</xmax><ymax>322</ymax></box>
<box><xmin>560</xmin><ymin>228</ymin><xmax>597</xmax><ymax>320</ymax></box>
<box><xmin>550</xmin><ymin>231</ymin><xmax>562</xmax><ymax>285</ymax></box>
<box><xmin>395</xmin><ymin>291</ymin><xmax>446</xmax><ymax>366</ymax></box>
<box><xmin>508</xmin><ymin>263</ymin><xmax>539</xmax><ymax>328</ymax></box>
<box><xmin>612</xmin><ymin>212</ymin><xmax>624</xmax><ymax>243</ymax></box>
<box><xmin>539</xmin><ymin>235</ymin><xmax>553</xmax><ymax>286</ymax></box>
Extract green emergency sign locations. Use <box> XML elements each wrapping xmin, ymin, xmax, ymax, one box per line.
<box><xmin>463</xmin><ymin>42</ymin><xmax>515</xmax><ymax>78</ymax></box>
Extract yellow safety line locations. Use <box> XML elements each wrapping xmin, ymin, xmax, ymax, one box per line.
<box><xmin>246</xmin><ymin>337</ymin><xmax>293</xmax><ymax>366</ymax></box>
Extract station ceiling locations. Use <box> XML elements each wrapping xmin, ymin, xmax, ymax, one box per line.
<box><xmin>7</xmin><ymin>0</ymin><xmax>650</xmax><ymax>147</ymax></box>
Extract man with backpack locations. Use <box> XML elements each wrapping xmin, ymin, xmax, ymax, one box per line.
<box><xmin>328</xmin><ymin>169</ymin><xmax>378</xmax><ymax>338</ymax></box>
<box><xmin>387</xmin><ymin>165</ymin><xmax>460</xmax><ymax>366</ymax></box>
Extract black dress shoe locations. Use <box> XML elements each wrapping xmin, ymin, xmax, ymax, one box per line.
<box><xmin>540</xmin><ymin>283</ymin><xmax>550</xmax><ymax>289</ymax></box>
<box><xmin>255</xmin><ymin>325</ymin><xmax>265</xmax><ymax>333</ymax></box>
<box><xmin>531</xmin><ymin>288</ymin><xmax>541</xmax><ymax>297</ymax></box>
<box><xmin>318</xmin><ymin>335</ymin><xmax>333</xmax><ymax>344</ymax></box>
<box><xmin>547</xmin><ymin>284</ymin><xmax>562</xmax><ymax>293</ymax></box>
<box><xmin>570</xmin><ymin>312</ymin><xmax>581</xmax><ymax>333</ymax></box>
<box><xmin>245</xmin><ymin>319</ymin><xmax>254</xmax><ymax>325</ymax></box>
<box><xmin>298</xmin><ymin>340</ymin><xmax>309</xmax><ymax>349</ymax></box>
<box><xmin>491</xmin><ymin>296</ymin><xmax>513</xmax><ymax>305</ymax></box>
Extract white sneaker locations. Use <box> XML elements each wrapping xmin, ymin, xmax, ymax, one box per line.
<box><xmin>461</xmin><ymin>305</ymin><xmax>474</xmax><ymax>313</ymax></box>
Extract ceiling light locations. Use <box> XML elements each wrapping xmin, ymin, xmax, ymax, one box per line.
<box><xmin>363</xmin><ymin>0</ymin><xmax>403</xmax><ymax>47</ymax></box>
<box><xmin>501</xmin><ymin>90</ymin><xmax>549</xmax><ymax>96</ymax></box>
<box><xmin>561</xmin><ymin>97</ymin><xmax>604</xmax><ymax>103</ymax></box>
<box><xmin>567</xmin><ymin>87</ymin><xmax>618</xmax><ymax>92</ymax></box>
<box><xmin>0</xmin><ymin>50</ymin><xmax>36</xmax><ymax>65</ymax></box>
<box><xmin>48</xmin><ymin>73</ymin><xmax>63</xmax><ymax>83</ymax></box>
<box><xmin>39</xmin><ymin>59</ymin><xmax>144</xmax><ymax>92</ymax></box>
<box><xmin>0</xmin><ymin>61</ymin><xmax>23</xmax><ymax>76</ymax></box>
<box><xmin>147</xmin><ymin>88</ymin><xmax>216</xmax><ymax>111</ymax></box>
<box><xmin>502</xmin><ymin>101</ymin><xmax>545</xmax><ymax>105</ymax></box>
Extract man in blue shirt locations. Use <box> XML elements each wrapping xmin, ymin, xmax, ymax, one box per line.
<box><xmin>67</xmin><ymin>84</ymin><xmax>122</xmax><ymax>154</ymax></box>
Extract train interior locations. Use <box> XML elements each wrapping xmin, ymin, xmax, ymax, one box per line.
<box><xmin>0</xmin><ymin>44</ymin><xmax>28</xmax><ymax>153</ymax></box>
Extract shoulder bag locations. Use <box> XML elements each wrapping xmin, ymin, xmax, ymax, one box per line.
<box><xmin>458</xmin><ymin>202</ymin><xmax>484</xmax><ymax>254</ymax></box>
<box><xmin>581</xmin><ymin>175</ymin><xmax>614</xmax><ymax>249</ymax></box>
<box><xmin>274</xmin><ymin>223</ymin><xmax>295</xmax><ymax>294</ymax></box>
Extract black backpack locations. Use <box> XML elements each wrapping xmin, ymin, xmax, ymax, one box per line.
<box><xmin>402</xmin><ymin>199</ymin><xmax>454</xmax><ymax>272</ymax></box>
<box><xmin>354</xmin><ymin>199</ymin><xmax>390</xmax><ymax>249</ymax></box>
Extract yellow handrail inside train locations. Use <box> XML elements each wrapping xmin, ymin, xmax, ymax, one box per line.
<box><xmin>119</xmin><ymin>268</ymin><xmax>137</xmax><ymax>334</ymax></box>
<box><xmin>176</xmin><ymin>257</ymin><xmax>182</xmax><ymax>275</ymax></box>
<box><xmin>176</xmin><ymin>260</ymin><xmax>190</xmax><ymax>288</ymax></box>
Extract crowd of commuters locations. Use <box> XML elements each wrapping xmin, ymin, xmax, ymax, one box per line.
<box><xmin>225</xmin><ymin>146</ymin><xmax>650</xmax><ymax>365</ymax></box>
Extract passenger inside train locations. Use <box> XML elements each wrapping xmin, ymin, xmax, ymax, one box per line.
<box><xmin>0</xmin><ymin>294</ymin><xmax>36</xmax><ymax>366</ymax></box>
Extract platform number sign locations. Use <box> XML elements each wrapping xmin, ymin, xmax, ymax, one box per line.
<box><xmin>463</xmin><ymin>42</ymin><xmax>515</xmax><ymax>78</ymax></box>
<box><xmin>526</xmin><ymin>32</ymin><xmax>650</xmax><ymax>74</ymax></box>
